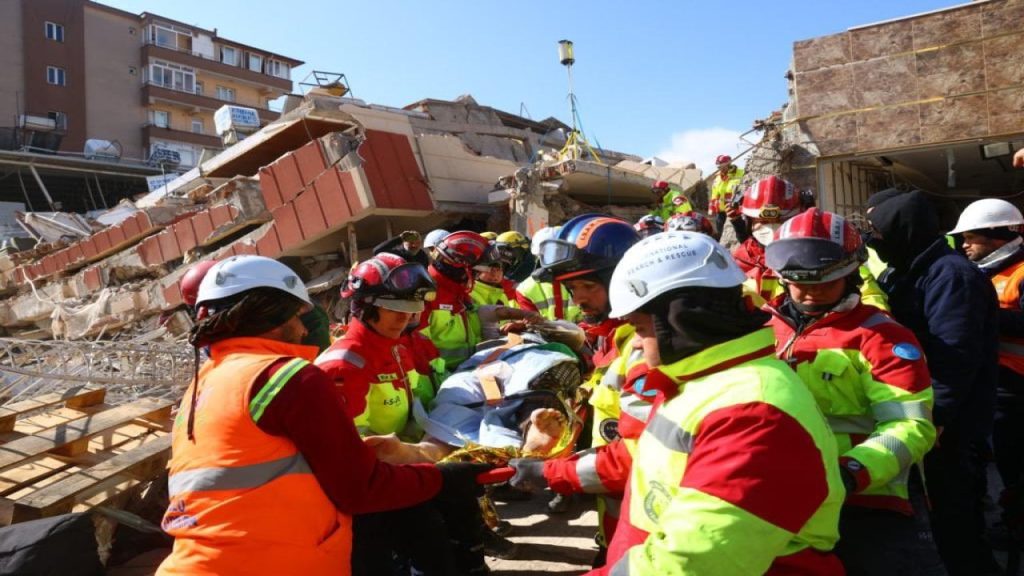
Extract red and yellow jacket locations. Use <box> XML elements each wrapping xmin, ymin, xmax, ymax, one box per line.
<box><xmin>418</xmin><ymin>267</ymin><xmax>482</xmax><ymax>371</ymax></box>
<box><xmin>315</xmin><ymin>318</ymin><xmax>417</xmax><ymax>439</ymax></box>
<box><xmin>767</xmin><ymin>296</ymin><xmax>935</xmax><ymax>514</ymax></box>
<box><xmin>592</xmin><ymin>328</ymin><xmax>844</xmax><ymax>576</ymax></box>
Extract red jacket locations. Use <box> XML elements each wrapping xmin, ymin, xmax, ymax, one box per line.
<box><xmin>581</xmin><ymin>317</ymin><xmax>627</xmax><ymax>370</ymax></box>
<box><xmin>419</xmin><ymin>266</ymin><xmax>471</xmax><ymax>325</ymax></box>
<box><xmin>315</xmin><ymin>317</ymin><xmax>414</xmax><ymax>434</ymax></box>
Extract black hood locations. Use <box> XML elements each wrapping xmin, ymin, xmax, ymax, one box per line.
<box><xmin>866</xmin><ymin>189</ymin><xmax>941</xmax><ymax>272</ymax></box>
<box><xmin>644</xmin><ymin>286</ymin><xmax>769</xmax><ymax>365</ymax></box>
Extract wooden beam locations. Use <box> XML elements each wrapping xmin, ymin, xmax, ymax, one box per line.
<box><xmin>0</xmin><ymin>386</ymin><xmax>106</xmax><ymax>432</ymax></box>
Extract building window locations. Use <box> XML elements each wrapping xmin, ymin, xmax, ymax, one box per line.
<box><xmin>45</xmin><ymin>22</ymin><xmax>64</xmax><ymax>42</ymax></box>
<box><xmin>46</xmin><ymin>66</ymin><xmax>66</xmax><ymax>86</ymax></box>
<box><xmin>221</xmin><ymin>46</ymin><xmax>237</xmax><ymax>66</ymax></box>
<box><xmin>191</xmin><ymin>119</ymin><xmax>203</xmax><ymax>134</ymax></box>
<box><xmin>248</xmin><ymin>54</ymin><xmax>263</xmax><ymax>73</ymax></box>
<box><xmin>195</xmin><ymin>81</ymin><xmax>204</xmax><ymax>95</ymax></box>
<box><xmin>151</xmin><ymin>110</ymin><xmax>170</xmax><ymax>128</ymax></box>
<box><xmin>147</xmin><ymin>59</ymin><xmax>195</xmax><ymax>93</ymax></box>
<box><xmin>149</xmin><ymin>22</ymin><xmax>192</xmax><ymax>52</ymax></box>
<box><xmin>216</xmin><ymin>86</ymin><xmax>236</xmax><ymax>102</ymax></box>
<box><xmin>47</xmin><ymin>111</ymin><xmax>67</xmax><ymax>131</ymax></box>
<box><xmin>268</xmin><ymin>60</ymin><xmax>289</xmax><ymax>79</ymax></box>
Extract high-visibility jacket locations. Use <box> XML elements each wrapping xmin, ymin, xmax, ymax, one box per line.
<box><xmin>708</xmin><ymin>167</ymin><xmax>745</xmax><ymax>215</ymax></box>
<box><xmin>515</xmin><ymin>276</ymin><xmax>582</xmax><ymax>322</ymax></box>
<box><xmin>315</xmin><ymin>318</ymin><xmax>418</xmax><ymax>438</ymax></box>
<box><xmin>158</xmin><ymin>337</ymin><xmax>352</xmax><ymax>576</ymax></box>
<box><xmin>470</xmin><ymin>278</ymin><xmax>518</xmax><ymax>308</ymax></box>
<box><xmin>651</xmin><ymin>190</ymin><xmax>694</xmax><ymax>222</ymax></box>
<box><xmin>596</xmin><ymin>328</ymin><xmax>844</xmax><ymax>576</ymax></box>
<box><xmin>767</xmin><ymin>296</ymin><xmax>936</xmax><ymax>514</ymax></box>
<box><xmin>399</xmin><ymin>330</ymin><xmax>447</xmax><ymax>406</ymax></box>
<box><xmin>992</xmin><ymin>257</ymin><xmax>1024</xmax><ymax>375</ymax></box>
<box><xmin>419</xmin><ymin>266</ymin><xmax>482</xmax><ymax>371</ymax></box>
<box><xmin>734</xmin><ymin>237</ymin><xmax>889</xmax><ymax>311</ymax></box>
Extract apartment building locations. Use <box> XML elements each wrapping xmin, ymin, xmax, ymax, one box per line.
<box><xmin>0</xmin><ymin>0</ymin><xmax>303</xmax><ymax>168</ymax></box>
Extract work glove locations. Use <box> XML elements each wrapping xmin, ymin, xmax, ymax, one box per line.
<box><xmin>436</xmin><ymin>462</ymin><xmax>494</xmax><ymax>503</ymax></box>
<box><xmin>508</xmin><ymin>458</ymin><xmax>548</xmax><ymax>493</ymax></box>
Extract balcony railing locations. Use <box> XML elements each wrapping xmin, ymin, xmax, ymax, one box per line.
<box><xmin>142</xmin><ymin>40</ymin><xmax>292</xmax><ymax>89</ymax></box>
<box><xmin>141</xmin><ymin>83</ymin><xmax>280</xmax><ymax>124</ymax></box>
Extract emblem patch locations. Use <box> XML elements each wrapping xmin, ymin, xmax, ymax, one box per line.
<box><xmin>892</xmin><ymin>343</ymin><xmax>922</xmax><ymax>361</ymax></box>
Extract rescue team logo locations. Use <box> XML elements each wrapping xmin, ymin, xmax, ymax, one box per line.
<box><xmin>377</xmin><ymin>373</ymin><xmax>398</xmax><ymax>382</ymax></box>
<box><xmin>892</xmin><ymin>343</ymin><xmax>922</xmax><ymax>361</ymax></box>
<box><xmin>672</xmin><ymin>196</ymin><xmax>686</xmax><ymax>206</ymax></box>
<box><xmin>643</xmin><ymin>480</ymin><xmax>672</xmax><ymax>523</ymax></box>
<box><xmin>599</xmin><ymin>418</ymin><xmax>620</xmax><ymax>442</ymax></box>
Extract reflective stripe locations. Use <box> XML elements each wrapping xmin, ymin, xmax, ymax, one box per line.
<box><xmin>861</xmin><ymin>312</ymin><xmax>895</xmax><ymax>329</ymax></box>
<box><xmin>600</xmin><ymin>368</ymin><xmax>626</xmax><ymax>391</ymax></box>
<box><xmin>316</xmin><ymin>348</ymin><xmax>366</xmax><ymax>369</ymax></box>
<box><xmin>168</xmin><ymin>453</ymin><xmax>312</xmax><ymax>497</ymax></box>
<box><xmin>863</xmin><ymin>432</ymin><xmax>914</xmax><ymax>472</ymax></box>
<box><xmin>871</xmin><ymin>400</ymin><xmax>932</xmax><ymax>422</ymax></box>
<box><xmin>620</xmin><ymin>395</ymin><xmax>653</xmax><ymax>423</ymax></box>
<box><xmin>249</xmin><ymin>358</ymin><xmax>307</xmax><ymax>422</ymax></box>
<box><xmin>826</xmin><ymin>415</ymin><xmax>875</xmax><ymax>435</ymax></box>
<box><xmin>575</xmin><ymin>451</ymin><xmax>607</xmax><ymax>494</ymax></box>
<box><xmin>645</xmin><ymin>412</ymin><xmax>693</xmax><ymax>454</ymax></box>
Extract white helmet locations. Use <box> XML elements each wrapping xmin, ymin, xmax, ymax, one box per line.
<box><xmin>609</xmin><ymin>231</ymin><xmax>746</xmax><ymax>318</ymax></box>
<box><xmin>424</xmin><ymin>229</ymin><xmax>450</xmax><ymax>249</ymax></box>
<box><xmin>196</xmin><ymin>255</ymin><xmax>311</xmax><ymax>307</ymax></box>
<box><xmin>530</xmin><ymin>226</ymin><xmax>561</xmax><ymax>257</ymax></box>
<box><xmin>948</xmin><ymin>198</ymin><xmax>1024</xmax><ymax>235</ymax></box>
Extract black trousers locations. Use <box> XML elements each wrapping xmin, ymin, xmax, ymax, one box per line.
<box><xmin>924</xmin><ymin>430</ymin><xmax>996</xmax><ymax>576</ymax></box>
<box><xmin>993</xmin><ymin>367</ymin><xmax>1024</xmax><ymax>501</ymax></box>
<box><xmin>834</xmin><ymin>478</ymin><xmax>946</xmax><ymax>576</ymax></box>
<box><xmin>352</xmin><ymin>502</ymin><xmax>458</xmax><ymax>576</ymax></box>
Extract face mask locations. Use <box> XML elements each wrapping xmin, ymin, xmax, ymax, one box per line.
<box><xmin>752</xmin><ymin>223</ymin><xmax>780</xmax><ymax>246</ymax></box>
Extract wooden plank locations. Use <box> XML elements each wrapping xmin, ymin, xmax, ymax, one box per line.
<box><xmin>0</xmin><ymin>398</ymin><xmax>173</xmax><ymax>469</ymax></box>
<box><xmin>0</xmin><ymin>386</ymin><xmax>106</xmax><ymax>432</ymax></box>
<box><xmin>12</xmin><ymin>434</ymin><xmax>170</xmax><ymax>522</ymax></box>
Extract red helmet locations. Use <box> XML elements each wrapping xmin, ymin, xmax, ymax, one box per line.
<box><xmin>715</xmin><ymin>155</ymin><xmax>732</xmax><ymax>165</ymax></box>
<box><xmin>342</xmin><ymin>253</ymin><xmax>436</xmax><ymax>312</ymax></box>
<box><xmin>765</xmin><ymin>208</ymin><xmax>865</xmax><ymax>284</ymax></box>
<box><xmin>180</xmin><ymin>260</ymin><xmax>218</xmax><ymax>307</ymax></box>
<box><xmin>740</xmin><ymin>175</ymin><xmax>802</xmax><ymax>222</ymax></box>
<box><xmin>434</xmin><ymin>230</ymin><xmax>489</xmax><ymax>268</ymax></box>
<box><xmin>665</xmin><ymin>211</ymin><xmax>714</xmax><ymax>236</ymax></box>
<box><xmin>634</xmin><ymin>214</ymin><xmax>664</xmax><ymax>238</ymax></box>
<box><xmin>651</xmin><ymin>180</ymin><xmax>670</xmax><ymax>193</ymax></box>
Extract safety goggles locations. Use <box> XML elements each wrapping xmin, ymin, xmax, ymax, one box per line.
<box><xmin>379</xmin><ymin>262</ymin><xmax>437</xmax><ymax>302</ymax></box>
<box><xmin>538</xmin><ymin>239</ymin><xmax>583</xmax><ymax>274</ymax></box>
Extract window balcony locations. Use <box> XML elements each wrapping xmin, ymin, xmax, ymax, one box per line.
<box><xmin>142</xmin><ymin>43</ymin><xmax>292</xmax><ymax>92</ymax></box>
<box><xmin>142</xmin><ymin>83</ymin><xmax>280</xmax><ymax>124</ymax></box>
<box><xmin>142</xmin><ymin>124</ymin><xmax>223</xmax><ymax>150</ymax></box>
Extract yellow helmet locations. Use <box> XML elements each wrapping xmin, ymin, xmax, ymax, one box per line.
<box><xmin>481</xmin><ymin>231</ymin><xmax>498</xmax><ymax>241</ymax></box>
<box><xmin>495</xmin><ymin>230</ymin><xmax>528</xmax><ymax>248</ymax></box>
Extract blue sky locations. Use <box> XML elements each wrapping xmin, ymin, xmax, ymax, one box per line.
<box><xmin>107</xmin><ymin>0</ymin><xmax>958</xmax><ymax>170</ymax></box>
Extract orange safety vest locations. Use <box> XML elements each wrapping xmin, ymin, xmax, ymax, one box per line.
<box><xmin>157</xmin><ymin>337</ymin><xmax>352</xmax><ymax>576</ymax></box>
<box><xmin>993</xmin><ymin>259</ymin><xmax>1024</xmax><ymax>375</ymax></box>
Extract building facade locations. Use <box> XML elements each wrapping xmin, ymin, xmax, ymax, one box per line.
<box><xmin>0</xmin><ymin>0</ymin><xmax>302</xmax><ymax>168</ymax></box>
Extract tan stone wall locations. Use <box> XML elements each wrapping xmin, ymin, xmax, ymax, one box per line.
<box><xmin>83</xmin><ymin>6</ymin><xmax>146</xmax><ymax>160</ymax></box>
<box><xmin>196</xmin><ymin>73</ymin><xmax>269</xmax><ymax>110</ymax></box>
<box><xmin>0</xmin><ymin>1</ymin><xmax>25</xmax><ymax>128</ymax></box>
<box><xmin>791</xmin><ymin>0</ymin><xmax>1024</xmax><ymax>157</ymax></box>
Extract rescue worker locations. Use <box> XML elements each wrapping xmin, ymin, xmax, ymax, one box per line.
<box><xmin>157</xmin><ymin>255</ymin><xmax>489</xmax><ymax>576</ymax></box>
<box><xmin>948</xmin><ymin>198</ymin><xmax>1024</xmax><ymax>547</ymax></box>
<box><xmin>734</xmin><ymin>175</ymin><xmax>888</xmax><ymax>310</ymax></box>
<box><xmin>665</xmin><ymin>210</ymin><xmax>715</xmax><ymax>236</ymax></box>
<box><xmin>633</xmin><ymin>214</ymin><xmax>664</xmax><ymax>239</ymax></box>
<box><xmin>418</xmin><ymin>230</ymin><xmax>489</xmax><ymax>371</ymax></box>
<box><xmin>867</xmin><ymin>189</ymin><xmax>1001</xmax><ymax>576</ymax></box>
<box><xmin>495</xmin><ymin>230</ymin><xmax>535</xmax><ymax>283</ymax></box>
<box><xmin>593</xmin><ymin>231</ymin><xmax>845</xmax><ymax>574</ymax></box>
<box><xmin>423</xmin><ymin>229</ymin><xmax>450</xmax><ymax>261</ymax></box>
<box><xmin>515</xmin><ymin>226</ymin><xmax>582</xmax><ymax>322</ymax></box>
<box><xmin>481</xmin><ymin>231</ymin><xmax>498</xmax><ymax>241</ymax></box>
<box><xmin>648</xmin><ymin>180</ymin><xmax>693</xmax><ymax>221</ymax></box>
<box><xmin>279</xmin><ymin>256</ymin><xmax>332</xmax><ymax>352</ymax></box>
<box><xmin>764</xmin><ymin>208</ymin><xmax>943</xmax><ymax>575</ymax></box>
<box><xmin>316</xmin><ymin>253</ymin><xmax>437</xmax><ymax>439</ymax></box>
<box><xmin>179</xmin><ymin>260</ymin><xmax>218</xmax><ymax>312</ymax></box>
<box><xmin>708</xmin><ymin>154</ymin><xmax>745</xmax><ymax>236</ymax></box>
<box><xmin>470</xmin><ymin>245</ymin><xmax>518</xmax><ymax>308</ymax></box>
<box><xmin>532</xmin><ymin>213</ymin><xmax>639</xmax><ymax>552</ymax></box>
<box><xmin>374</xmin><ymin>230</ymin><xmax>429</xmax><ymax>268</ymax></box>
